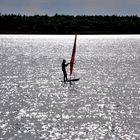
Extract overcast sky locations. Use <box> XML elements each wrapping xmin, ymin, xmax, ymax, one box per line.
<box><xmin>0</xmin><ymin>0</ymin><xmax>140</xmax><ymax>16</ymax></box>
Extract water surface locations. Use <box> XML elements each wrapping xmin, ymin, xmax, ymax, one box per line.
<box><xmin>0</xmin><ymin>35</ymin><xmax>140</xmax><ymax>139</ymax></box>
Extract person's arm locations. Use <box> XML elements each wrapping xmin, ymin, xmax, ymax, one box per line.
<box><xmin>65</xmin><ymin>63</ymin><xmax>70</xmax><ymax>67</ymax></box>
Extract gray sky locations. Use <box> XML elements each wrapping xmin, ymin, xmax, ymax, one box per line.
<box><xmin>0</xmin><ymin>0</ymin><xmax>140</xmax><ymax>16</ymax></box>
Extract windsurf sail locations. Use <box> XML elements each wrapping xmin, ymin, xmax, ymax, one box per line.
<box><xmin>70</xmin><ymin>35</ymin><xmax>77</xmax><ymax>79</ymax></box>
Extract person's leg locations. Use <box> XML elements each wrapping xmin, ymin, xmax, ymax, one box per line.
<box><xmin>63</xmin><ymin>75</ymin><xmax>65</xmax><ymax>82</ymax></box>
<box><xmin>64</xmin><ymin>71</ymin><xmax>67</xmax><ymax>82</ymax></box>
<box><xmin>63</xmin><ymin>71</ymin><xmax>65</xmax><ymax>82</ymax></box>
<box><xmin>65</xmin><ymin>73</ymin><xmax>68</xmax><ymax>81</ymax></box>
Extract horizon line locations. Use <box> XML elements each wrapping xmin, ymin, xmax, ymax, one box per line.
<box><xmin>0</xmin><ymin>12</ymin><xmax>139</xmax><ymax>17</ymax></box>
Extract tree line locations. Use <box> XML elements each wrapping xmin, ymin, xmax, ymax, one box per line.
<box><xmin>0</xmin><ymin>14</ymin><xmax>140</xmax><ymax>34</ymax></box>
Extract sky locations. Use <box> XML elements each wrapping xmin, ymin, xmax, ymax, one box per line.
<box><xmin>0</xmin><ymin>0</ymin><xmax>140</xmax><ymax>16</ymax></box>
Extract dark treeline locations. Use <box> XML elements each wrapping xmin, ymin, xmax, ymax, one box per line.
<box><xmin>0</xmin><ymin>14</ymin><xmax>140</xmax><ymax>34</ymax></box>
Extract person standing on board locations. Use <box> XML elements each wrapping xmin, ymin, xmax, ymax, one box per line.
<box><xmin>62</xmin><ymin>59</ymin><xmax>70</xmax><ymax>82</ymax></box>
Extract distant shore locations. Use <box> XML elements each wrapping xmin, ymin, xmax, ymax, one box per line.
<box><xmin>0</xmin><ymin>14</ymin><xmax>140</xmax><ymax>34</ymax></box>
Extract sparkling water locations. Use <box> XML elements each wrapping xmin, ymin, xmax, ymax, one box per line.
<box><xmin>0</xmin><ymin>35</ymin><xmax>140</xmax><ymax>139</ymax></box>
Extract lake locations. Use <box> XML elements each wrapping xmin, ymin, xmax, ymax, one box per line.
<box><xmin>0</xmin><ymin>35</ymin><xmax>140</xmax><ymax>139</ymax></box>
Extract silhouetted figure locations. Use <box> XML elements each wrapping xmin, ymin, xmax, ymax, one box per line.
<box><xmin>62</xmin><ymin>59</ymin><xmax>69</xmax><ymax>82</ymax></box>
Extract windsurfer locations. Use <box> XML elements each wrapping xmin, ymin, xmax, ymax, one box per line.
<box><xmin>62</xmin><ymin>59</ymin><xmax>70</xmax><ymax>82</ymax></box>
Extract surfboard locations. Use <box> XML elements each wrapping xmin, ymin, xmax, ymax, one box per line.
<box><xmin>67</xmin><ymin>78</ymin><xmax>80</xmax><ymax>82</ymax></box>
<box><xmin>61</xmin><ymin>78</ymin><xmax>80</xmax><ymax>83</ymax></box>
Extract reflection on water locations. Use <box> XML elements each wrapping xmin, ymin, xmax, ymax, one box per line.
<box><xmin>0</xmin><ymin>35</ymin><xmax>140</xmax><ymax>139</ymax></box>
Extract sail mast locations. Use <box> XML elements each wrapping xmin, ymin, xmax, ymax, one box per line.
<box><xmin>70</xmin><ymin>35</ymin><xmax>77</xmax><ymax>79</ymax></box>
